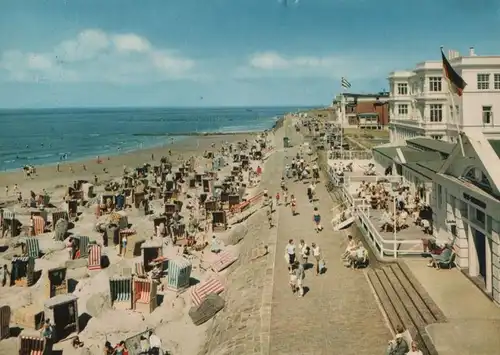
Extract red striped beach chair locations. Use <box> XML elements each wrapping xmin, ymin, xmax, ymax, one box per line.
<box><xmin>88</xmin><ymin>244</ymin><xmax>102</xmax><ymax>270</ymax></box>
<box><xmin>133</xmin><ymin>278</ymin><xmax>158</xmax><ymax>313</ymax></box>
<box><xmin>211</xmin><ymin>250</ymin><xmax>238</xmax><ymax>272</ymax></box>
<box><xmin>0</xmin><ymin>305</ymin><xmax>10</xmax><ymax>340</ymax></box>
<box><xmin>191</xmin><ymin>276</ymin><xmax>224</xmax><ymax>307</ymax></box>
<box><xmin>32</xmin><ymin>216</ymin><xmax>45</xmax><ymax>236</ymax></box>
<box><xmin>19</xmin><ymin>336</ymin><xmax>45</xmax><ymax>355</ymax></box>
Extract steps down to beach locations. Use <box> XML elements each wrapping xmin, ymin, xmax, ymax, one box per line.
<box><xmin>367</xmin><ymin>262</ymin><xmax>447</xmax><ymax>355</ymax></box>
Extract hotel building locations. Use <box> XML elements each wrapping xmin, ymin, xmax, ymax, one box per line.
<box><xmin>388</xmin><ymin>47</ymin><xmax>500</xmax><ymax>143</ymax></box>
<box><xmin>369</xmin><ymin>48</ymin><xmax>500</xmax><ymax>304</ymax></box>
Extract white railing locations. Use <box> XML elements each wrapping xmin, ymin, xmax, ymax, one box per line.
<box><xmin>337</xmin><ymin>181</ymin><xmax>431</xmax><ymax>260</ymax></box>
<box><xmin>345</xmin><ymin>175</ymin><xmax>403</xmax><ymax>186</ymax></box>
<box><xmin>328</xmin><ymin>150</ymin><xmax>373</xmax><ymax>160</ymax></box>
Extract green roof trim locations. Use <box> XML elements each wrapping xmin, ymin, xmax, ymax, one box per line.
<box><xmin>406</xmin><ymin>137</ymin><xmax>455</xmax><ymax>155</ymax></box>
<box><xmin>373</xmin><ymin>146</ymin><xmax>441</xmax><ymax>163</ymax></box>
<box><xmin>488</xmin><ymin>140</ymin><xmax>500</xmax><ymax>158</ymax></box>
<box><xmin>404</xmin><ymin>160</ymin><xmax>444</xmax><ymax>180</ymax></box>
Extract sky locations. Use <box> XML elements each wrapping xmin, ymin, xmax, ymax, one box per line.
<box><xmin>0</xmin><ymin>0</ymin><xmax>499</xmax><ymax>108</ymax></box>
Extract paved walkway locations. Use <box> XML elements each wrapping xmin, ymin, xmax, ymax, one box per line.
<box><xmin>268</xmin><ymin>129</ymin><xmax>391</xmax><ymax>355</ymax></box>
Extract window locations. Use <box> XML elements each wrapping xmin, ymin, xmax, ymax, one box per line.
<box><xmin>431</xmin><ymin>135</ymin><xmax>443</xmax><ymax>140</ymax></box>
<box><xmin>430</xmin><ymin>104</ymin><xmax>443</xmax><ymax>122</ymax></box>
<box><xmin>398</xmin><ymin>104</ymin><xmax>408</xmax><ymax>116</ymax></box>
<box><xmin>397</xmin><ymin>83</ymin><xmax>408</xmax><ymax>95</ymax></box>
<box><xmin>429</xmin><ymin>77</ymin><xmax>442</xmax><ymax>92</ymax></box>
<box><xmin>477</xmin><ymin>74</ymin><xmax>490</xmax><ymax>90</ymax></box>
<box><xmin>482</xmin><ymin>106</ymin><xmax>493</xmax><ymax>125</ymax></box>
<box><xmin>495</xmin><ymin>74</ymin><xmax>500</xmax><ymax>90</ymax></box>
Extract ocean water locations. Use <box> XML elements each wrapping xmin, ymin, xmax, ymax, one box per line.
<box><xmin>0</xmin><ymin>106</ymin><xmax>306</xmax><ymax>171</ymax></box>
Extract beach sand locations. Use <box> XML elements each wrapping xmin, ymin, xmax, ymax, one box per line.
<box><xmin>0</xmin><ymin>133</ymin><xmax>256</xmax><ymax>207</ymax></box>
<box><xmin>0</xmin><ymin>121</ymin><xmax>285</xmax><ymax>354</ymax></box>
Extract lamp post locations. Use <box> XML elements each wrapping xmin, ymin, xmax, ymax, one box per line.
<box><xmin>393</xmin><ymin>192</ymin><xmax>398</xmax><ymax>259</ymax></box>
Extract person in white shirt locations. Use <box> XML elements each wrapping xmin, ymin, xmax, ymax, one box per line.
<box><xmin>148</xmin><ymin>330</ymin><xmax>164</xmax><ymax>355</ymax></box>
<box><xmin>299</xmin><ymin>239</ymin><xmax>310</xmax><ymax>265</ymax></box>
<box><xmin>311</xmin><ymin>243</ymin><xmax>321</xmax><ymax>276</ymax></box>
<box><xmin>285</xmin><ymin>239</ymin><xmax>296</xmax><ymax>273</ymax></box>
<box><xmin>407</xmin><ymin>341</ymin><xmax>423</xmax><ymax>355</ymax></box>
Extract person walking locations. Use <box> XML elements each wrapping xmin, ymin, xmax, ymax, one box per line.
<box><xmin>1</xmin><ymin>264</ymin><xmax>10</xmax><ymax>287</ymax></box>
<box><xmin>290</xmin><ymin>195</ymin><xmax>297</xmax><ymax>216</ymax></box>
<box><xmin>299</xmin><ymin>239</ymin><xmax>310</xmax><ymax>266</ymax></box>
<box><xmin>121</xmin><ymin>235</ymin><xmax>128</xmax><ymax>257</ymax></box>
<box><xmin>285</xmin><ymin>239</ymin><xmax>296</xmax><ymax>274</ymax></box>
<box><xmin>311</xmin><ymin>242</ymin><xmax>322</xmax><ymax>276</ymax></box>
<box><xmin>313</xmin><ymin>207</ymin><xmax>322</xmax><ymax>232</ymax></box>
<box><xmin>294</xmin><ymin>261</ymin><xmax>305</xmax><ymax>297</ymax></box>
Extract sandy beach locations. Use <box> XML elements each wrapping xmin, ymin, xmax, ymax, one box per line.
<box><xmin>0</xmin><ymin>118</ymin><xmax>285</xmax><ymax>355</ymax></box>
<box><xmin>0</xmin><ymin>133</ymin><xmax>256</xmax><ymax>208</ymax></box>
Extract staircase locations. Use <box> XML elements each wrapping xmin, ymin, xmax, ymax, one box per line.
<box><xmin>367</xmin><ymin>262</ymin><xmax>446</xmax><ymax>355</ymax></box>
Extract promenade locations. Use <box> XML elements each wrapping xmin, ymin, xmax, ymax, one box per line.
<box><xmin>266</xmin><ymin>123</ymin><xmax>391</xmax><ymax>354</ymax></box>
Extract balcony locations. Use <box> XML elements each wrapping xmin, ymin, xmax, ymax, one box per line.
<box><xmin>415</xmin><ymin>91</ymin><xmax>449</xmax><ymax>101</ymax></box>
<box><xmin>390</xmin><ymin>118</ymin><xmax>423</xmax><ymax>127</ymax></box>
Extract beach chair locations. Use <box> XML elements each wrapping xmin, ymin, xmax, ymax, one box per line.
<box><xmin>0</xmin><ymin>305</ymin><xmax>11</xmax><ymax>340</ymax></box>
<box><xmin>432</xmin><ymin>250</ymin><xmax>456</xmax><ymax>269</ymax></box>
<box><xmin>32</xmin><ymin>216</ymin><xmax>45</xmax><ymax>236</ymax></box>
<box><xmin>88</xmin><ymin>244</ymin><xmax>102</xmax><ymax>270</ymax></box>
<box><xmin>134</xmin><ymin>262</ymin><xmax>146</xmax><ymax>278</ymax></box>
<box><xmin>73</xmin><ymin>235</ymin><xmax>90</xmax><ymax>259</ymax></box>
<box><xmin>19</xmin><ymin>336</ymin><xmax>46</xmax><ymax>355</ymax></box>
<box><xmin>24</xmin><ymin>238</ymin><xmax>40</xmax><ymax>259</ymax></box>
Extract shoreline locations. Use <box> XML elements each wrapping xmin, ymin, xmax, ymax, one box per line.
<box><xmin>0</xmin><ymin>131</ymin><xmax>260</xmax><ymax>206</ymax></box>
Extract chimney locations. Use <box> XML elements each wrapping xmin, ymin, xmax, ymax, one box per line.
<box><xmin>469</xmin><ymin>47</ymin><xmax>476</xmax><ymax>56</ymax></box>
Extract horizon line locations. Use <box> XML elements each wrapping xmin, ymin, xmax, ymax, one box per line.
<box><xmin>0</xmin><ymin>104</ymin><xmax>325</xmax><ymax>111</ymax></box>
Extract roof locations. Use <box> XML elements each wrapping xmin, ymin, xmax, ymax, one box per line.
<box><xmin>44</xmin><ymin>294</ymin><xmax>78</xmax><ymax>308</ymax></box>
<box><xmin>488</xmin><ymin>139</ymin><xmax>500</xmax><ymax>158</ymax></box>
<box><xmin>373</xmin><ymin>146</ymin><xmax>441</xmax><ymax>163</ymax></box>
<box><xmin>404</xmin><ymin>160</ymin><xmax>444</xmax><ymax>180</ymax></box>
<box><xmin>406</xmin><ymin>137</ymin><xmax>455</xmax><ymax>155</ymax></box>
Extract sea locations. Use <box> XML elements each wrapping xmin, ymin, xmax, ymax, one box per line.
<box><xmin>0</xmin><ymin>106</ymin><xmax>309</xmax><ymax>172</ymax></box>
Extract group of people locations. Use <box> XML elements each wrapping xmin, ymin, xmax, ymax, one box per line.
<box><xmin>285</xmin><ymin>239</ymin><xmax>324</xmax><ymax>297</ymax></box>
<box><xmin>386</xmin><ymin>325</ymin><xmax>423</xmax><ymax>355</ymax></box>
<box><xmin>102</xmin><ymin>330</ymin><xmax>164</xmax><ymax>354</ymax></box>
<box><xmin>341</xmin><ymin>235</ymin><xmax>369</xmax><ymax>269</ymax></box>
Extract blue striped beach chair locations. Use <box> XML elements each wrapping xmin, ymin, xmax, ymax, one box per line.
<box><xmin>25</xmin><ymin>238</ymin><xmax>40</xmax><ymax>259</ymax></box>
<box><xmin>109</xmin><ymin>277</ymin><xmax>133</xmax><ymax>309</ymax></box>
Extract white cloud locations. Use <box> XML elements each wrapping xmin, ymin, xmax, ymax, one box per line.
<box><xmin>242</xmin><ymin>51</ymin><xmax>406</xmax><ymax>81</ymax></box>
<box><xmin>0</xmin><ymin>29</ymin><xmax>196</xmax><ymax>83</ymax></box>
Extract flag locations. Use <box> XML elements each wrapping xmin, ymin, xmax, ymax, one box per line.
<box><xmin>341</xmin><ymin>77</ymin><xmax>351</xmax><ymax>89</ymax></box>
<box><xmin>441</xmin><ymin>49</ymin><xmax>467</xmax><ymax>96</ymax></box>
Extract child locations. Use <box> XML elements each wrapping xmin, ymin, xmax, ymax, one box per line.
<box><xmin>275</xmin><ymin>192</ymin><xmax>280</xmax><ymax>206</ymax></box>
<box><xmin>283</xmin><ymin>189</ymin><xmax>288</xmax><ymax>206</ymax></box>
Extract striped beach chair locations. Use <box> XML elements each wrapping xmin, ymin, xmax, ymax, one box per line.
<box><xmin>133</xmin><ymin>278</ymin><xmax>158</xmax><ymax>313</ymax></box>
<box><xmin>31</xmin><ymin>216</ymin><xmax>45</xmax><ymax>236</ymax></box>
<box><xmin>134</xmin><ymin>262</ymin><xmax>146</xmax><ymax>278</ymax></box>
<box><xmin>191</xmin><ymin>276</ymin><xmax>225</xmax><ymax>307</ymax></box>
<box><xmin>87</xmin><ymin>244</ymin><xmax>102</xmax><ymax>270</ymax></box>
<box><xmin>0</xmin><ymin>305</ymin><xmax>11</xmax><ymax>340</ymax></box>
<box><xmin>167</xmin><ymin>258</ymin><xmax>192</xmax><ymax>291</ymax></box>
<box><xmin>19</xmin><ymin>336</ymin><xmax>45</xmax><ymax>355</ymax></box>
<box><xmin>24</xmin><ymin>238</ymin><xmax>40</xmax><ymax>259</ymax></box>
<box><xmin>1</xmin><ymin>209</ymin><xmax>15</xmax><ymax>238</ymax></box>
<box><xmin>211</xmin><ymin>250</ymin><xmax>238</xmax><ymax>272</ymax></box>
<box><xmin>109</xmin><ymin>277</ymin><xmax>133</xmax><ymax>309</ymax></box>
<box><xmin>11</xmin><ymin>256</ymin><xmax>35</xmax><ymax>287</ymax></box>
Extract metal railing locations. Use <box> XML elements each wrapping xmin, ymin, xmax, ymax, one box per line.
<box><xmin>328</xmin><ymin>150</ymin><xmax>373</xmax><ymax>160</ymax></box>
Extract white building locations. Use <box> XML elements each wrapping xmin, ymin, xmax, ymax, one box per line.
<box><xmin>388</xmin><ymin>48</ymin><xmax>500</xmax><ymax>144</ymax></box>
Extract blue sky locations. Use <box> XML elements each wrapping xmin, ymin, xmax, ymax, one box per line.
<box><xmin>0</xmin><ymin>0</ymin><xmax>498</xmax><ymax>108</ymax></box>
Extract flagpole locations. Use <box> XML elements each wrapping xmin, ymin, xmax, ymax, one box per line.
<box><xmin>340</xmin><ymin>91</ymin><xmax>344</xmax><ymax>159</ymax></box>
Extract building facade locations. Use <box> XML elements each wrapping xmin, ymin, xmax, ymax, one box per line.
<box><xmin>388</xmin><ymin>48</ymin><xmax>500</xmax><ymax>144</ymax></box>
<box><xmin>332</xmin><ymin>92</ymin><xmax>390</xmax><ymax>129</ymax></box>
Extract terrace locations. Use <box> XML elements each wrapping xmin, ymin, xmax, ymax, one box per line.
<box><xmin>328</xmin><ymin>153</ymin><xmax>435</xmax><ymax>259</ymax></box>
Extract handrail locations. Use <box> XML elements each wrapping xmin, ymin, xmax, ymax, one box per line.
<box><xmin>339</xmin><ymin>184</ymin><xmax>431</xmax><ymax>259</ymax></box>
<box><xmin>328</xmin><ymin>150</ymin><xmax>373</xmax><ymax>160</ymax></box>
